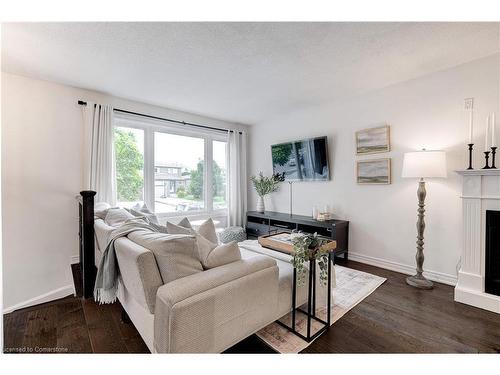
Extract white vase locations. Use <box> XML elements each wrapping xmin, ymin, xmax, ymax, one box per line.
<box><xmin>256</xmin><ymin>196</ymin><xmax>265</xmax><ymax>213</ymax></box>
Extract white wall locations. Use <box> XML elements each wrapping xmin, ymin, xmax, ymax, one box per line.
<box><xmin>249</xmin><ymin>54</ymin><xmax>500</xmax><ymax>284</ymax></box>
<box><xmin>1</xmin><ymin>72</ymin><xmax>245</xmax><ymax>312</ymax></box>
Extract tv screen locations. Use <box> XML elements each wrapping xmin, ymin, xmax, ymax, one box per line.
<box><xmin>271</xmin><ymin>136</ymin><xmax>330</xmax><ymax>181</ymax></box>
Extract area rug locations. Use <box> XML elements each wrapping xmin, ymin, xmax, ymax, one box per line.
<box><xmin>255</xmin><ymin>265</ymin><xmax>386</xmax><ymax>353</ymax></box>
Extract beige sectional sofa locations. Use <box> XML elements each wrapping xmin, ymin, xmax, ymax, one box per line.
<box><xmin>94</xmin><ymin>219</ymin><xmax>310</xmax><ymax>353</ymax></box>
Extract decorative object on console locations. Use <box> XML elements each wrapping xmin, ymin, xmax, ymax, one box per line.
<box><xmin>250</xmin><ymin>172</ymin><xmax>285</xmax><ymax>213</ymax></box>
<box><xmin>402</xmin><ymin>149</ymin><xmax>447</xmax><ymax>289</ymax></box>
<box><xmin>356</xmin><ymin>158</ymin><xmax>391</xmax><ymax>184</ymax></box>
<box><xmin>355</xmin><ymin>125</ymin><xmax>390</xmax><ymax>155</ymax></box>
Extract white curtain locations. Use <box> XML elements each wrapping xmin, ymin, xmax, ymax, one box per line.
<box><xmin>227</xmin><ymin>130</ymin><xmax>248</xmax><ymax>227</ymax></box>
<box><xmin>82</xmin><ymin>102</ymin><xmax>116</xmax><ymax>205</ymax></box>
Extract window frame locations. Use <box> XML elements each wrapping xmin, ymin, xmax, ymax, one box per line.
<box><xmin>114</xmin><ymin>113</ymin><xmax>229</xmax><ymax>221</ymax></box>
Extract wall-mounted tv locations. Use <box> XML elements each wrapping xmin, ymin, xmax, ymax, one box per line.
<box><xmin>271</xmin><ymin>136</ymin><xmax>330</xmax><ymax>182</ymax></box>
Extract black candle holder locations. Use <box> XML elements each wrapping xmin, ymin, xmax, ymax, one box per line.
<box><xmin>483</xmin><ymin>151</ymin><xmax>491</xmax><ymax>169</ymax></box>
<box><xmin>467</xmin><ymin>143</ymin><xmax>474</xmax><ymax>169</ymax></box>
<box><xmin>491</xmin><ymin>147</ymin><xmax>497</xmax><ymax>169</ymax></box>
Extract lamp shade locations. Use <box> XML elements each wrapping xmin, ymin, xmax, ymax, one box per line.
<box><xmin>402</xmin><ymin>150</ymin><xmax>447</xmax><ymax>178</ymax></box>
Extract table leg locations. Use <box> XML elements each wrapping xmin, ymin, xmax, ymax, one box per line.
<box><xmin>292</xmin><ymin>266</ymin><xmax>296</xmax><ymax>331</ymax></box>
<box><xmin>327</xmin><ymin>255</ymin><xmax>332</xmax><ymax>326</ymax></box>
<box><xmin>307</xmin><ymin>258</ymin><xmax>313</xmax><ymax>340</ymax></box>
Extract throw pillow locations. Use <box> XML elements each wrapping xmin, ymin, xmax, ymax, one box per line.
<box><xmin>129</xmin><ymin>203</ymin><xmax>159</xmax><ymax>224</ymax></box>
<box><xmin>197</xmin><ymin>218</ymin><xmax>218</xmax><ymax>244</ymax></box>
<box><xmin>166</xmin><ymin>220</ymin><xmax>194</xmax><ymax>235</ymax></box>
<box><xmin>196</xmin><ymin>235</ymin><xmax>241</xmax><ymax>269</ymax></box>
<box><xmin>104</xmin><ymin>208</ymin><xmax>135</xmax><ymax>227</ymax></box>
<box><xmin>178</xmin><ymin>217</ymin><xmax>192</xmax><ymax>229</ymax></box>
<box><xmin>128</xmin><ymin>231</ymin><xmax>202</xmax><ymax>283</ymax></box>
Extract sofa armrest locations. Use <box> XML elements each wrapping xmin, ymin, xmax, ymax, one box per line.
<box><xmin>115</xmin><ymin>237</ymin><xmax>163</xmax><ymax>314</ymax></box>
<box><xmin>154</xmin><ymin>255</ymin><xmax>279</xmax><ymax>353</ymax></box>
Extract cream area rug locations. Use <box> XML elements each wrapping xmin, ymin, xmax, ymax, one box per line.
<box><xmin>255</xmin><ymin>265</ymin><xmax>386</xmax><ymax>353</ymax></box>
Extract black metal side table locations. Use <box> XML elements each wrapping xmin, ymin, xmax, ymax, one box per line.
<box><xmin>276</xmin><ymin>254</ymin><xmax>333</xmax><ymax>342</ymax></box>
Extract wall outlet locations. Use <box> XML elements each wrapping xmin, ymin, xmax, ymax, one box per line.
<box><xmin>464</xmin><ymin>97</ymin><xmax>474</xmax><ymax>110</ymax></box>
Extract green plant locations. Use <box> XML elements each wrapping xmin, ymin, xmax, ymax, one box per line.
<box><xmin>291</xmin><ymin>232</ymin><xmax>330</xmax><ymax>286</ymax></box>
<box><xmin>189</xmin><ymin>160</ymin><xmax>226</xmax><ymax>200</ymax></box>
<box><xmin>176</xmin><ymin>186</ymin><xmax>186</xmax><ymax>198</ymax></box>
<box><xmin>250</xmin><ymin>172</ymin><xmax>285</xmax><ymax>197</ymax></box>
<box><xmin>114</xmin><ymin>128</ymin><xmax>144</xmax><ymax>202</ymax></box>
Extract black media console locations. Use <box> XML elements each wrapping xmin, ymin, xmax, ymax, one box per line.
<box><xmin>246</xmin><ymin>211</ymin><xmax>349</xmax><ymax>260</ymax></box>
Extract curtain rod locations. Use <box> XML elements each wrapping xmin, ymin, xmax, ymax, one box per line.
<box><xmin>77</xmin><ymin>100</ymin><xmax>241</xmax><ymax>134</ymax></box>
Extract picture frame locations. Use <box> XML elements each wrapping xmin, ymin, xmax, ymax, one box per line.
<box><xmin>356</xmin><ymin>158</ymin><xmax>391</xmax><ymax>185</ymax></box>
<box><xmin>355</xmin><ymin>125</ymin><xmax>390</xmax><ymax>155</ymax></box>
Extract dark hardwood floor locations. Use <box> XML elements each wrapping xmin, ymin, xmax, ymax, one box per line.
<box><xmin>4</xmin><ymin>259</ymin><xmax>500</xmax><ymax>353</ymax></box>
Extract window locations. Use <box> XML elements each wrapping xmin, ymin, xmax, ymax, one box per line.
<box><xmin>114</xmin><ymin>126</ymin><xmax>144</xmax><ymax>208</ymax></box>
<box><xmin>154</xmin><ymin>132</ymin><xmax>205</xmax><ymax>214</ymax></box>
<box><xmin>213</xmin><ymin>140</ymin><xmax>227</xmax><ymax>210</ymax></box>
<box><xmin>114</xmin><ymin>114</ymin><xmax>228</xmax><ymax>227</ymax></box>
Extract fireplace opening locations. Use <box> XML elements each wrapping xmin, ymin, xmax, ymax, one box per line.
<box><xmin>486</xmin><ymin>210</ymin><xmax>500</xmax><ymax>296</ymax></box>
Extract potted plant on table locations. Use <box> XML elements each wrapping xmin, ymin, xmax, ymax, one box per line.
<box><xmin>250</xmin><ymin>172</ymin><xmax>285</xmax><ymax>213</ymax></box>
<box><xmin>290</xmin><ymin>231</ymin><xmax>332</xmax><ymax>286</ymax></box>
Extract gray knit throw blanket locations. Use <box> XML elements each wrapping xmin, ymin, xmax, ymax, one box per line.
<box><xmin>94</xmin><ymin>220</ymin><xmax>158</xmax><ymax>304</ymax></box>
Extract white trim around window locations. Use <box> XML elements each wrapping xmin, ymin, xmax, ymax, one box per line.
<box><xmin>114</xmin><ymin>112</ymin><xmax>229</xmax><ymax>223</ymax></box>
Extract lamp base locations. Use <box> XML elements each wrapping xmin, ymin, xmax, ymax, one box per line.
<box><xmin>406</xmin><ymin>274</ymin><xmax>433</xmax><ymax>289</ymax></box>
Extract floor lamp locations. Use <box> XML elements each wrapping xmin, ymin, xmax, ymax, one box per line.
<box><xmin>402</xmin><ymin>149</ymin><xmax>447</xmax><ymax>289</ymax></box>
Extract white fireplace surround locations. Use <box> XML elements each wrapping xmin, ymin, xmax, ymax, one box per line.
<box><xmin>455</xmin><ymin>169</ymin><xmax>500</xmax><ymax>314</ymax></box>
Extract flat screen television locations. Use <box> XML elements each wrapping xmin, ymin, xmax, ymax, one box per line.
<box><xmin>271</xmin><ymin>136</ymin><xmax>330</xmax><ymax>181</ymax></box>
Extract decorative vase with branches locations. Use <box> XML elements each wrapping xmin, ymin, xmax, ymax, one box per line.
<box><xmin>251</xmin><ymin>172</ymin><xmax>285</xmax><ymax>213</ymax></box>
<box><xmin>290</xmin><ymin>232</ymin><xmax>330</xmax><ymax>286</ymax></box>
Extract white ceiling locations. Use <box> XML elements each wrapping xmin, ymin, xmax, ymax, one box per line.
<box><xmin>2</xmin><ymin>22</ymin><xmax>499</xmax><ymax>125</ymax></box>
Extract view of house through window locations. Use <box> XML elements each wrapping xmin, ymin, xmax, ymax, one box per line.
<box><xmin>114</xmin><ymin>118</ymin><xmax>228</xmax><ymax>223</ymax></box>
<box><xmin>154</xmin><ymin>132</ymin><xmax>205</xmax><ymax>214</ymax></box>
<box><xmin>114</xmin><ymin>126</ymin><xmax>144</xmax><ymax>207</ymax></box>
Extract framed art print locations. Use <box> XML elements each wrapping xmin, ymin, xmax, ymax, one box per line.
<box><xmin>356</xmin><ymin>158</ymin><xmax>391</xmax><ymax>184</ymax></box>
<box><xmin>355</xmin><ymin>125</ymin><xmax>390</xmax><ymax>155</ymax></box>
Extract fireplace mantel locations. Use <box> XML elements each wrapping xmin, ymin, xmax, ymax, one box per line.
<box><xmin>455</xmin><ymin>169</ymin><xmax>500</xmax><ymax>313</ymax></box>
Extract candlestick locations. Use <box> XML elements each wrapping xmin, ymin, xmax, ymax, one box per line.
<box><xmin>468</xmin><ymin>110</ymin><xmax>473</xmax><ymax>144</ymax></box>
<box><xmin>467</xmin><ymin>143</ymin><xmax>474</xmax><ymax>170</ymax></box>
<box><xmin>483</xmin><ymin>151</ymin><xmax>491</xmax><ymax>169</ymax></box>
<box><xmin>491</xmin><ymin>147</ymin><xmax>497</xmax><ymax>169</ymax></box>
<box><xmin>485</xmin><ymin>115</ymin><xmax>490</xmax><ymax>151</ymax></box>
<box><xmin>492</xmin><ymin>113</ymin><xmax>496</xmax><ymax>147</ymax></box>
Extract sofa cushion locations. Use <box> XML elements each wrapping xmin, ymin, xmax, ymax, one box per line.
<box><xmin>197</xmin><ymin>235</ymin><xmax>241</xmax><ymax>269</ymax></box>
<box><xmin>104</xmin><ymin>208</ymin><xmax>135</xmax><ymax>227</ymax></box>
<box><xmin>128</xmin><ymin>231</ymin><xmax>203</xmax><ymax>284</ymax></box>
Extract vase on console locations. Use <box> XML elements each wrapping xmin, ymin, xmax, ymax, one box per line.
<box><xmin>251</xmin><ymin>172</ymin><xmax>285</xmax><ymax>214</ymax></box>
<box><xmin>256</xmin><ymin>196</ymin><xmax>265</xmax><ymax>213</ymax></box>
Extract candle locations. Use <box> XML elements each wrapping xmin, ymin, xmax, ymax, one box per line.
<box><xmin>485</xmin><ymin>115</ymin><xmax>490</xmax><ymax>151</ymax></box>
<box><xmin>492</xmin><ymin>113</ymin><xmax>496</xmax><ymax>147</ymax></box>
<box><xmin>468</xmin><ymin>110</ymin><xmax>473</xmax><ymax>144</ymax></box>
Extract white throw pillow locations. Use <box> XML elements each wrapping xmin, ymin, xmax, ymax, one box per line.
<box><xmin>166</xmin><ymin>221</ymin><xmax>194</xmax><ymax>235</ymax></box>
<box><xmin>197</xmin><ymin>218</ymin><xmax>218</xmax><ymax>244</ymax></box>
<box><xmin>128</xmin><ymin>231</ymin><xmax>202</xmax><ymax>283</ymax></box>
<box><xmin>196</xmin><ymin>235</ymin><xmax>241</xmax><ymax>269</ymax></box>
<box><xmin>129</xmin><ymin>203</ymin><xmax>159</xmax><ymax>224</ymax></box>
<box><xmin>104</xmin><ymin>208</ymin><xmax>135</xmax><ymax>227</ymax></box>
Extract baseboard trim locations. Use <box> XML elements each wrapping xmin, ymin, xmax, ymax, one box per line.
<box><xmin>348</xmin><ymin>252</ymin><xmax>457</xmax><ymax>286</ymax></box>
<box><xmin>3</xmin><ymin>284</ymin><xmax>76</xmax><ymax>314</ymax></box>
